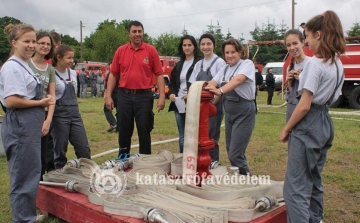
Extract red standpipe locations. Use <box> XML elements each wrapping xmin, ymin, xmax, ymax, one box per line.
<box><xmin>196</xmin><ymin>85</ymin><xmax>216</xmax><ymax>185</ymax></box>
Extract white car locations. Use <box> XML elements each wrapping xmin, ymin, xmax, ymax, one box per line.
<box><xmin>260</xmin><ymin>62</ymin><xmax>284</xmax><ymax>90</ymax></box>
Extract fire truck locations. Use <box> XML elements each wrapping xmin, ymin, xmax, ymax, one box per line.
<box><xmin>153</xmin><ymin>56</ymin><xmax>179</xmax><ymax>98</ymax></box>
<box><xmin>74</xmin><ymin>62</ymin><xmax>108</xmax><ymax>77</ymax></box>
<box><xmin>247</xmin><ymin>37</ymin><xmax>360</xmax><ymax>109</ymax></box>
<box><xmin>283</xmin><ymin>36</ymin><xmax>360</xmax><ymax>109</ymax></box>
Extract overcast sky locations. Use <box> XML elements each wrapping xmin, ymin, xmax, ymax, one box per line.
<box><xmin>1</xmin><ymin>0</ymin><xmax>359</xmax><ymax>43</ymax></box>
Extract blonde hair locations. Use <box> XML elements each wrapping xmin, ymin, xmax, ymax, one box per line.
<box><xmin>4</xmin><ymin>23</ymin><xmax>35</xmax><ymax>56</ymax></box>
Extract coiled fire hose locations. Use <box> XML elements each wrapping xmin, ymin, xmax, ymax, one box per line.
<box><xmin>41</xmin><ymin>82</ymin><xmax>284</xmax><ymax>222</ymax></box>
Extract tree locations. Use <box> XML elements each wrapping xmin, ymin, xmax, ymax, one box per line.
<box><xmin>181</xmin><ymin>26</ymin><xmax>188</xmax><ymax>36</ymax></box>
<box><xmin>347</xmin><ymin>21</ymin><xmax>360</xmax><ymax>37</ymax></box>
<box><xmin>249</xmin><ymin>19</ymin><xmax>288</xmax><ymax>65</ymax></box>
<box><xmin>153</xmin><ymin>33</ymin><xmax>180</xmax><ymax>56</ymax></box>
<box><xmin>225</xmin><ymin>28</ymin><xmax>233</xmax><ymax>40</ymax></box>
<box><xmin>83</xmin><ymin>19</ymin><xmax>129</xmax><ymax>62</ymax></box>
<box><xmin>0</xmin><ymin>16</ymin><xmax>22</xmax><ymax>64</ymax></box>
<box><xmin>205</xmin><ymin>21</ymin><xmax>225</xmax><ymax>56</ymax></box>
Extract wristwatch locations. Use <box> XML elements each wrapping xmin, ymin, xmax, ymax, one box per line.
<box><xmin>219</xmin><ymin>87</ymin><xmax>224</xmax><ymax>96</ymax></box>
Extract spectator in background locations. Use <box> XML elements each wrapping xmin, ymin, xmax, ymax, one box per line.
<box><xmin>96</xmin><ymin>68</ymin><xmax>105</xmax><ymax>97</ymax></box>
<box><xmin>89</xmin><ymin>68</ymin><xmax>97</xmax><ymax>97</ymax></box>
<box><xmin>50</xmin><ymin>31</ymin><xmax>61</xmax><ymax>47</ymax></box>
<box><xmin>103</xmin><ymin>63</ymin><xmax>119</xmax><ymax>132</ymax></box>
<box><xmin>265</xmin><ymin>67</ymin><xmax>275</xmax><ymax>105</ymax></box>
<box><xmin>254</xmin><ymin>65</ymin><xmax>263</xmax><ymax>113</ymax></box>
<box><xmin>168</xmin><ymin>35</ymin><xmax>201</xmax><ymax>153</ymax></box>
<box><xmin>299</xmin><ymin>22</ymin><xmax>306</xmax><ymax>38</ymax></box>
<box><xmin>44</xmin><ymin>31</ymin><xmax>61</xmax><ymax>65</ymax></box>
<box><xmin>105</xmin><ymin>20</ymin><xmax>165</xmax><ymax>155</ymax></box>
<box><xmin>79</xmin><ymin>68</ymin><xmax>88</xmax><ymax>98</ymax></box>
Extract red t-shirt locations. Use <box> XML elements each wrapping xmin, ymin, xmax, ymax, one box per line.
<box><xmin>110</xmin><ymin>42</ymin><xmax>163</xmax><ymax>89</ymax></box>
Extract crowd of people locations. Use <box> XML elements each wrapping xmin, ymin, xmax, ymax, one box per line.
<box><xmin>0</xmin><ymin>10</ymin><xmax>346</xmax><ymax>223</ymax></box>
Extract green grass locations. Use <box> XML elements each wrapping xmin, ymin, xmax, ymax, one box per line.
<box><xmin>0</xmin><ymin>91</ymin><xmax>359</xmax><ymax>222</ymax></box>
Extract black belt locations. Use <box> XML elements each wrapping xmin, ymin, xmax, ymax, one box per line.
<box><xmin>120</xmin><ymin>88</ymin><xmax>152</xmax><ymax>94</ymax></box>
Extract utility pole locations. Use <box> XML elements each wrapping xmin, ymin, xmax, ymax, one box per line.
<box><xmin>292</xmin><ymin>0</ymin><xmax>295</xmax><ymax>29</ymax></box>
<box><xmin>80</xmin><ymin>21</ymin><xmax>84</xmax><ymax>62</ymax></box>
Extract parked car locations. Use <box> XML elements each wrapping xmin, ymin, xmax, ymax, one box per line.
<box><xmin>259</xmin><ymin>62</ymin><xmax>284</xmax><ymax>91</ymax></box>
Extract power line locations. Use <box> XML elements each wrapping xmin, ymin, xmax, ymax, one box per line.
<box><xmin>139</xmin><ymin>0</ymin><xmax>286</xmax><ymax>21</ymax></box>
<box><xmin>75</xmin><ymin>0</ymin><xmax>286</xmax><ymax>26</ymax></box>
<box><xmin>56</xmin><ymin>24</ymin><xmax>79</xmax><ymax>31</ymax></box>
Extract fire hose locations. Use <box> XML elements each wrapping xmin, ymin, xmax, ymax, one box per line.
<box><xmin>41</xmin><ymin>81</ymin><xmax>284</xmax><ymax>222</ymax></box>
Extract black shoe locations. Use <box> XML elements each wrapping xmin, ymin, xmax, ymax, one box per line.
<box><xmin>107</xmin><ymin>125</ymin><xmax>117</xmax><ymax>132</ymax></box>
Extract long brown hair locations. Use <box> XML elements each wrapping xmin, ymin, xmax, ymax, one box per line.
<box><xmin>282</xmin><ymin>29</ymin><xmax>305</xmax><ymax>90</ymax></box>
<box><xmin>305</xmin><ymin>10</ymin><xmax>346</xmax><ymax>64</ymax></box>
<box><xmin>34</xmin><ymin>31</ymin><xmax>56</xmax><ymax>60</ymax></box>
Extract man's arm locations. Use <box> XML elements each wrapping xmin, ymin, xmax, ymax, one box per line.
<box><xmin>156</xmin><ymin>74</ymin><xmax>165</xmax><ymax>112</ymax></box>
<box><xmin>105</xmin><ymin>73</ymin><xmax>117</xmax><ymax>110</ymax></box>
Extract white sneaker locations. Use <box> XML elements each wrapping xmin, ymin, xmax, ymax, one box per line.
<box><xmin>35</xmin><ymin>215</ymin><xmax>45</xmax><ymax>222</ymax></box>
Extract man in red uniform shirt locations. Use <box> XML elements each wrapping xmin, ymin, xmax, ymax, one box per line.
<box><xmin>105</xmin><ymin>20</ymin><xmax>165</xmax><ymax>155</ymax></box>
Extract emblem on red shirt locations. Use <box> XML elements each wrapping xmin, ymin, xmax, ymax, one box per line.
<box><xmin>143</xmin><ymin>57</ymin><xmax>149</xmax><ymax>64</ymax></box>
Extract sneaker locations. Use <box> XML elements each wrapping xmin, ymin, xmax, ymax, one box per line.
<box><xmin>209</xmin><ymin>160</ymin><xmax>221</xmax><ymax>169</ymax></box>
<box><xmin>107</xmin><ymin>125</ymin><xmax>117</xmax><ymax>132</ymax></box>
<box><xmin>35</xmin><ymin>215</ymin><xmax>45</xmax><ymax>222</ymax></box>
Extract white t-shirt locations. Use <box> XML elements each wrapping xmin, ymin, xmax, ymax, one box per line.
<box><xmin>0</xmin><ymin>56</ymin><xmax>39</xmax><ymax>107</ymax></box>
<box><xmin>178</xmin><ymin>58</ymin><xmax>194</xmax><ymax>97</ymax></box>
<box><xmin>298</xmin><ymin>56</ymin><xmax>344</xmax><ymax>105</ymax></box>
<box><xmin>213</xmin><ymin>59</ymin><xmax>256</xmax><ymax>100</ymax></box>
<box><xmin>54</xmin><ymin>68</ymin><xmax>77</xmax><ymax>100</ymax></box>
<box><xmin>189</xmin><ymin>54</ymin><xmax>226</xmax><ymax>83</ymax></box>
<box><xmin>286</xmin><ymin>56</ymin><xmax>311</xmax><ymax>74</ymax></box>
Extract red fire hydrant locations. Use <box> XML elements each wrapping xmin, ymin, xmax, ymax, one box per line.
<box><xmin>196</xmin><ymin>84</ymin><xmax>217</xmax><ymax>185</ymax></box>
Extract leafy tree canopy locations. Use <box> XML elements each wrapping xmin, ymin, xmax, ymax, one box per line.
<box><xmin>1</xmin><ymin>16</ymin><xmax>359</xmax><ymax>66</ymax></box>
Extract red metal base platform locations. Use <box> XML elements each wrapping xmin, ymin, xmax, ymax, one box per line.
<box><xmin>36</xmin><ymin>185</ymin><xmax>287</xmax><ymax>223</ymax></box>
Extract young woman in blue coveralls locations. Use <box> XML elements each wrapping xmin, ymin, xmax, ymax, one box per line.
<box><xmin>280</xmin><ymin>11</ymin><xmax>346</xmax><ymax>223</ymax></box>
<box><xmin>189</xmin><ymin>34</ymin><xmax>226</xmax><ymax>163</ymax></box>
<box><xmin>282</xmin><ymin>29</ymin><xmax>310</xmax><ymax>122</ymax></box>
<box><xmin>28</xmin><ymin>31</ymin><xmax>57</xmax><ymax>179</ymax></box>
<box><xmin>0</xmin><ymin>23</ymin><xmax>55</xmax><ymax>222</ymax></box>
<box><xmin>206</xmin><ymin>38</ymin><xmax>256</xmax><ymax>176</ymax></box>
<box><xmin>52</xmin><ymin>45</ymin><xmax>91</xmax><ymax>169</ymax></box>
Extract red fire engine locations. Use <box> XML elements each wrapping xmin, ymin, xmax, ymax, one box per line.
<box><xmin>247</xmin><ymin>37</ymin><xmax>360</xmax><ymax>109</ymax></box>
<box><xmin>153</xmin><ymin>56</ymin><xmax>179</xmax><ymax>98</ymax></box>
<box><xmin>283</xmin><ymin>36</ymin><xmax>360</xmax><ymax>109</ymax></box>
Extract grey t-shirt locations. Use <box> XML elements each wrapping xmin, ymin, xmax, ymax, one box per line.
<box><xmin>29</xmin><ymin>58</ymin><xmax>56</xmax><ymax>97</ymax></box>
<box><xmin>189</xmin><ymin>54</ymin><xmax>226</xmax><ymax>83</ymax></box>
<box><xmin>213</xmin><ymin>59</ymin><xmax>256</xmax><ymax>100</ymax></box>
<box><xmin>0</xmin><ymin>56</ymin><xmax>39</xmax><ymax>107</ymax></box>
<box><xmin>286</xmin><ymin>56</ymin><xmax>311</xmax><ymax>105</ymax></box>
<box><xmin>298</xmin><ymin>57</ymin><xmax>344</xmax><ymax>105</ymax></box>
